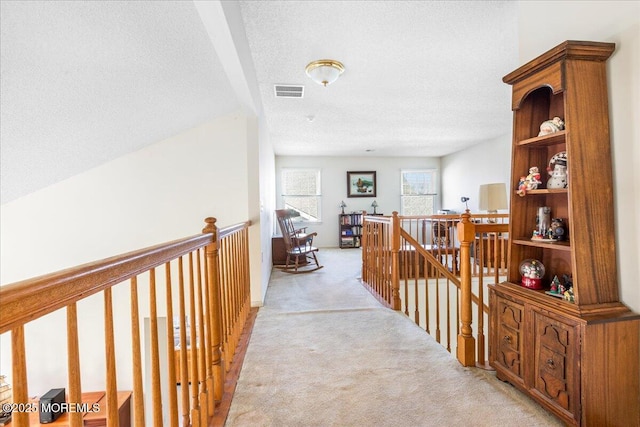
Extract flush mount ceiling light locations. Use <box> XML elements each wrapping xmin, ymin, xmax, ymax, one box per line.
<box><xmin>305</xmin><ymin>59</ymin><xmax>345</xmax><ymax>87</ymax></box>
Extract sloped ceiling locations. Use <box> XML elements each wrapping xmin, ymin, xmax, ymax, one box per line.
<box><xmin>0</xmin><ymin>0</ymin><xmax>240</xmax><ymax>203</ymax></box>
<box><xmin>0</xmin><ymin>0</ymin><xmax>519</xmax><ymax>204</ymax></box>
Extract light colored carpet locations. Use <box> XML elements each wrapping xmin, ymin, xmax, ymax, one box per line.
<box><xmin>225</xmin><ymin>248</ymin><xmax>561</xmax><ymax>427</ymax></box>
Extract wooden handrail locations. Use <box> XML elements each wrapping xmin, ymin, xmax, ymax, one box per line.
<box><xmin>0</xmin><ymin>233</ymin><xmax>212</xmax><ymax>334</ymax></box>
<box><xmin>361</xmin><ymin>212</ymin><xmax>509</xmax><ymax>368</ymax></box>
<box><xmin>0</xmin><ymin>216</ymin><xmax>252</xmax><ymax>427</ymax></box>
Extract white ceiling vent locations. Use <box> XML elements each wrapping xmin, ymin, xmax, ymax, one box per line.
<box><xmin>274</xmin><ymin>85</ymin><xmax>304</xmax><ymax>98</ymax></box>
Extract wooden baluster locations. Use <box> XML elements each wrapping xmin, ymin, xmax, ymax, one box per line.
<box><xmin>457</xmin><ymin>210</ymin><xmax>476</xmax><ymax>366</ymax></box>
<box><xmin>177</xmin><ymin>257</ymin><xmax>190</xmax><ymax>426</ymax></box>
<box><xmin>361</xmin><ymin>214</ymin><xmax>368</xmax><ymax>284</ymax></box>
<box><xmin>196</xmin><ymin>250</ymin><xmax>208</xmax><ymax>426</ymax></box>
<box><xmin>164</xmin><ymin>263</ymin><xmax>179</xmax><ymax>427</ymax></box>
<box><xmin>391</xmin><ymin>212</ymin><xmax>401</xmax><ymax>310</ymax></box>
<box><xmin>66</xmin><ymin>303</ymin><xmax>82</xmax><ymax>427</ymax></box>
<box><xmin>424</xmin><ymin>271</ymin><xmax>431</xmax><ymax>335</ymax></box>
<box><xmin>103</xmin><ymin>287</ymin><xmax>119</xmax><ymax>427</ymax></box>
<box><xmin>435</xmin><ymin>277</ymin><xmax>441</xmax><ymax>344</ymax></box>
<box><xmin>148</xmin><ymin>268</ymin><xmax>163</xmax><ymax>426</ymax></box>
<box><xmin>11</xmin><ymin>326</ymin><xmax>28</xmax><ymax>427</ymax></box>
<box><xmin>413</xmin><ymin>250</ymin><xmax>419</xmax><ymax>324</ymax></box>
<box><xmin>223</xmin><ymin>240</ymin><xmax>231</xmax><ymax>369</ymax></box>
<box><xmin>188</xmin><ymin>252</ymin><xmax>201</xmax><ymax>426</ymax></box>
<box><xmin>129</xmin><ymin>277</ymin><xmax>146</xmax><ymax>427</ymax></box>
<box><xmin>446</xmin><ymin>280</ymin><xmax>452</xmax><ymax>352</ymax></box>
<box><xmin>202</xmin><ymin>250</ymin><xmax>215</xmax><ymax>416</ymax></box>
<box><xmin>403</xmin><ymin>247</ymin><xmax>410</xmax><ymax>315</ymax></box>
<box><xmin>203</xmin><ymin>217</ymin><xmax>224</xmax><ymax>401</ymax></box>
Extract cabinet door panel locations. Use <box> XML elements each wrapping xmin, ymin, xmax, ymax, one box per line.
<box><xmin>495</xmin><ymin>298</ymin><xmax>524</xmax><ymax>378</ymax></box>
<box><xmin>532</xmin><ymin>310</ymin><xmax>577</xmax><ymax>421</ymax></box>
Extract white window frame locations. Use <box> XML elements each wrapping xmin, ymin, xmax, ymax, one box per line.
<box><xmin>280</xmin><ymin>168</ymin><xmax>322</xmax><ymax>223</ymax></box>
<box><xmin>400</xmin><ymin>169</ymin><xmax>438</xmax><ymax>216</ymax></box>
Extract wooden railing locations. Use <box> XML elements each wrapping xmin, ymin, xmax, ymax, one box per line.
<box><xmin>0</xmin><ymin>217</ymin><xmax>251</xmax><ymax>427</ymax></box>
<box><xmin>361</xmin><ymin>211</ymin><xmax>508</xmax><ymax>367</ymax></box>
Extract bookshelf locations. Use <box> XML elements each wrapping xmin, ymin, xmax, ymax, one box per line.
<box><xmin>339</xmin><ymin>213</ymin><xmax>362</xmax><ymax>248</ymax></box>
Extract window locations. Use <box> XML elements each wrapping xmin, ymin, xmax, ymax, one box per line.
<box><xmin>281</xmin><ymin>168</ymin><xmax>322</xmax><ymax>221</ymax></box>
<box><xmin>401</xmin><ymin>170</ymin><xmax>437</xmax><ymax>215</ymax></box>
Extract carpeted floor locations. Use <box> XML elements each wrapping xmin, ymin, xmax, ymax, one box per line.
<box><xmin>225</xmin><ymin>248</ymin><xmax>561</xmax><ymax>427</ymax></box>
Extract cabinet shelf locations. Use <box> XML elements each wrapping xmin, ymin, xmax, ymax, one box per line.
<box><xmin>517</xmin><ymin>130</ymin><xmax>566</xmax><ymax>147</ymax></box>
<box><xmin>521</xmin><ymin>188</ymin><xmax>568</xmax><ymax>196</ymax></box>
<box><xmin>512</xmin><ymin>238</ymin><xmax>571</xmax><ymax>251</ymax></box>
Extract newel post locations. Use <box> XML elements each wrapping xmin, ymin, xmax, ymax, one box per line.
<box><xmin>203</xmin><ymin>217</ymin><xmax>224</xmax><ymax>402</ymax></box>
<box><xmin>391</xmin><ymin>211</ymin><xmax>401</xmax><ymax>310</ymax></box>
<box><xmin>457</xmin><ymin>210</ymin><xmax>476</xmax><ymax>366</ymax></box>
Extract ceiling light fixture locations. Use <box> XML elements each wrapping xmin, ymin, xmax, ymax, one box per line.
<box><xmin>305</xmin><ymin>59</ymin><xmax>345</xmax><ymax>87</ymax></box>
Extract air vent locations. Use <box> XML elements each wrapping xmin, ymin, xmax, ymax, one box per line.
<box><xmin>274</xmin><ymin>85</ymin><xmax>304</xmax><ymax>98</ymax></box>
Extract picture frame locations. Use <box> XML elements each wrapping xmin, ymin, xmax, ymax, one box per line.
<box><xmin>347</xmin><ymin>171</ymin><xmax>377</xmax><ymax>198</ymax></box>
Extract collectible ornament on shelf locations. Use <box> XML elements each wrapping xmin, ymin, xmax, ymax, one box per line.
<box><xmin>516</xmin><ymin>166</ymin><xmax>542</xmax><ymax>197</ymax></box>
<box><xmin>531</xmin><ymin>206</ymin><xmax>555</xmax><ymax>241</ymax></box>
<box><xmin>545</xmin><ymin>274</ymin><xmax>574</xmax><ymax>302</ymax></box>
<box><xmin>550</xmin><ymin>218</ymin><xmax>567</xmax><ymax>241</ymax></box>
<box><xmin>538</xmin><ymin>116</ymin><xmax>565</xmax><ymax>136</ymax></box>
<box><xmin>519</xmin><ymin>259</ymin><xmax>545</xmax><ymax>290</ymax></box>
<box><xmin>547</xmin><ymin>151</ymin><xmax>568</xmax><ymax>189</ymax></box>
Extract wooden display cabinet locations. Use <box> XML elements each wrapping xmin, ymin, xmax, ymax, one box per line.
<box><xmin>339</xmin><ymin>213</ymin><xmax>362</xmax><ymax>248</ymax></box>
<box><xmin>489</xmin><ymin>40</ymin><xmax>640</xmax><ymax>426</ymax></box>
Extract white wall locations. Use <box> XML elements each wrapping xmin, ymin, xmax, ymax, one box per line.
<box><xmin>275</xmin><ymin>156</ymin><xmax>440</xmax><ymax>247</ymax></box>
<box><xmin>441</xmin><ymin>135</ymin><xmax>512</xmax><ymax>214</ymax></box>
<box><xmin>0</xmin><ymin>111</ymin><xmax>269</xmax><ymax>394</ymax></box>
<box><xmin>257</xmin><ymin>116</ymin><xmax>276</xmax><ymax>305</ymax></box>
<box><xmin>443</xmin><ymin>1</ymin><xmax>640</xmax><ymax>313</ymax></box>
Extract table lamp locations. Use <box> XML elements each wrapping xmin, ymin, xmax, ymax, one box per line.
<box><xmin>479</xmin><ymin>183</ymin><xmax>507</xmax><ymax>222</ymax></box>
<box><xmin>371</xmin><ymin>200</ymin><xmax>378</xmax><ymax>214</ymax></box>
<box><xmin>340</xmin><ymin>201</ymin><xmax>347</xmax><ymax>214</ymax></box>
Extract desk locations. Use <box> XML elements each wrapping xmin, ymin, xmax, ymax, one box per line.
<box><xmin>28</xmin><ymin>391</ymin><xmax>131</xmax><ymax>427</ymax></box>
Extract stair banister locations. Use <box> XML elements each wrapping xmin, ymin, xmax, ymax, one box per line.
<box><xmin>456</xmin><ymin>209</ymin><xmax>476</xmax><ymax>367</ymax></box>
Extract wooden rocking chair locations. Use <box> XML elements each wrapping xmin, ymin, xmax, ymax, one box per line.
<box><xmin>275</xmin><ymin>209</ymin><xmax>323</xmax><ymax>273</ymax></box>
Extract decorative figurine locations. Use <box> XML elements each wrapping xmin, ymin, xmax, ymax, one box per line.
<box><xmin>519</xmin><ymin>259</ymin><xmax>545</xmax><ymax>290</ymax></box>
<box><xmin>550</xmin><ymin>275</ymin><xmax>561</xmax><ymax>293</ymax></box>
<box><xmin>537</xmin><ymin>206</ymin><xmax>551</xmax><ymax>238</ymax></box>
<box><xmin>550</xmin><ymin>218</ymin><xmax>567</xmax><ymax>241</ymax></box>
<box><xmin>517</xmin><ymin>166</ymin><xmax>542</xmax><ymax>197</ymax></box>
<box><xmin>547</xmin><ymin>151</ymin><xmax>568</xmax><ymax>189</ymax></box>
<box><xmin>538</xmin><ymin>116</ymin><xmax>565</xmax><ymax>136</ymax></box>
<box><xmin>563</xmin><ymin>286</ymin><xmax>575</xmax><ymax>303</ymax></box>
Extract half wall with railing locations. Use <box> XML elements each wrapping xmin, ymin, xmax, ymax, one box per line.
<box><xmin>0</xmin><ymin>217</ymin><xmax>251</xmax><ymax>427</ymax></box>
<box><xmin>361</xmin><ymin>211</ymin><xmax>508</xmax><ymax>368</ymax></box>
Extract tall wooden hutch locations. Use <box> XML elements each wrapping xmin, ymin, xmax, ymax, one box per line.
<box><xmin>489</xmin><ymin>41</ymin><xmax>640</xmax><ymax>426</ymax></box>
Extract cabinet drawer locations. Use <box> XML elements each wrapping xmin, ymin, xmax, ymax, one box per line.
<box><xmin>531</xmin><ymin>309</ymin><xmax>578</xmax><ymax>423</ymax></box>
<box><xmin>493</xmin><ymin>295</ymin><xmax>525</xmax><ymax>379</ymax></box>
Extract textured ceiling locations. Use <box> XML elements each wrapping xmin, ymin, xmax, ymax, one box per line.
<box><xmin>239</xmin><ymin>0</ymin><xmax>519</xmax><ymax>157</ymax></box>
<box><xmin>1</xmin><ymin>0</ymin><xmax>519</xmax><ymax>204</ymax></box>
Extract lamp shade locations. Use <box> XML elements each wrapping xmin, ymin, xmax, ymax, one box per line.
<box><xmin>478</xmin><ymin>183</ymin><xmax>507</xmax><ymax>212</ymax></box>
<box><xmin>305</xmin><ymin>60</ymin><xmax>345</xmax><ymax>86</ymax></box>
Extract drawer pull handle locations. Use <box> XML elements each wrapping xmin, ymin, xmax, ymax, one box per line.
<box><xmin>503</xmin><ymin>335</ymin><xmax>511</xmax><ymax>343</ymax></box>
<box><xmin>546</xmin><ymin>358</ymin><xmax>555</xmax><ymax>368</ymax></box>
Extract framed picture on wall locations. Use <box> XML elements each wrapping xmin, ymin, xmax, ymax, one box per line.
<box><xmin>347</xmin><ymin>171</ymin><xmax>377</xmax><ymax>197</ymax></box>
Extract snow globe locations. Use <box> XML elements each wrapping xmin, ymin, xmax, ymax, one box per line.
<box><xmin>519</xmin><ymin>259</ymin><xmax>546</xmax><ymax>290</ymax></box>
